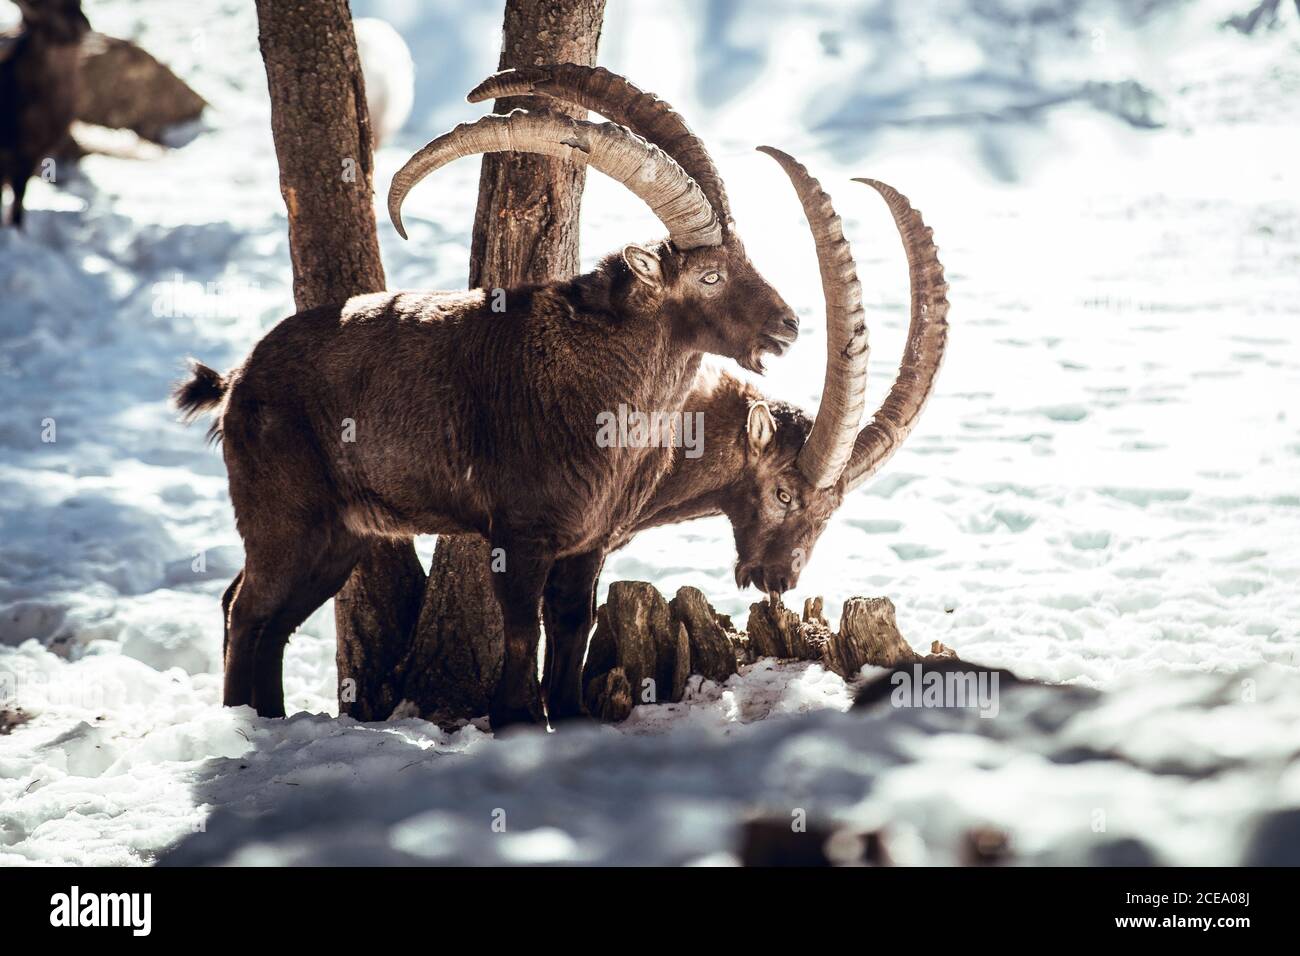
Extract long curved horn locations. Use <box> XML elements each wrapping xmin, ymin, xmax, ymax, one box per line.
<box><xmin>389</xmin><ymin>109</ymin><xmax>722</xmax><ymax>249</ymax></box>
<box><xmin>468</xmin><ymin>65</ymin><xmax>732</xmax><ymax>228</ymax></box>
<box><xmin>757</xmin><ymin>146</ymin><xmax>869</xmax><ymax>489</ymax></box>
<box><xmin>839</xmin><ymin>179</ymin><xmax>949</xmax><ymax>492</ymax></box>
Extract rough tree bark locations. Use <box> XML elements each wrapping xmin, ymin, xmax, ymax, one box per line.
<box><xmin>254</xmin><ymin>0</ymin><xmax>384</xmax><ymax>310</ymax></box>
<box><xmin>339</xmin><ymin>0</ymin><xmax>607</xmax><ymax>720</ymax></box>
<box><xmin>251</xmin><ymin>0</ymin><xmax>423</xmax><ymax>720</ymax></box>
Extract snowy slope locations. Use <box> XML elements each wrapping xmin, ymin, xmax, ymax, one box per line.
<box><xmin>1</xmin><ymin>0</ymin><xmax>1298</xmax><ymax>865</ymax></box>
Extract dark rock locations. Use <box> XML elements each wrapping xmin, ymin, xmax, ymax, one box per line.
<box><xmin>738</xmin><ymin>817</ymin><xmax>835</xmax><ymax>867</ymax></box>
<box><xmin>1243</xmin><ymin>807</ymin><xmax>1300</xmax><ymax>865</ymax></box>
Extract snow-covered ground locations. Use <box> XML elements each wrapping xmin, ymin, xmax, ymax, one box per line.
<box><xmin>2</xmin><ymin>0</ymin><xmax>1298</xmax><ymax>865</ymax></box>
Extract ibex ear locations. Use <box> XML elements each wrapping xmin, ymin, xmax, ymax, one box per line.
<box><xmin>622</xmin><ymin>244</ymin><xmax>663</xmax><ymax>287</ymax></box>
<box><xmin>746</xmin><ymin>401</ymin><xmax>775</xmax><ymax>455</ymax></box>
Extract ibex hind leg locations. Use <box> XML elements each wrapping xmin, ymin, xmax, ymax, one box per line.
<box><xmin>225</xmin><ymin>526</ymin><xmax>364</xmax><ymax>718</ymax></box>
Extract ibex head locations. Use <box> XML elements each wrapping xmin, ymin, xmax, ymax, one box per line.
<box><xmin>715</xmin><ymin>172</ymin><xmax>950</xmax><ymax>598</ymax></box>
<box><xmin>727</xmin><ymin>399</ymin><xmax>838</xmax><ymax>594</ymax></box>
<box><xmin>389</xmin><ymin>65</ymin><xmax>799</xmax><ymax>373</ymax></box>
<box><xmin>609</xmin><ymin>231</ymin><xmax>799</xmax><ymax>373</ymax></box>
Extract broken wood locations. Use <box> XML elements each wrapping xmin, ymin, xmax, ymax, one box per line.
<box><xmin>828</xmin><ymin>596</ymin><xmax>924</xmax><ymax>675</ymax></box>
<box><xmin>745</xmin><ymin>593</ymin><xmax>936</xmax><ymax>679</ymax></box>
<box><xmin>745</xmin><ymin>596</ymin><xmax>834</xmax><ymax>661</ymax></box>
<box><xmin>669</xmin><ymin>586</ymin><xmax>740</xmax><ymax>683</ymax></box>
<box><xmin>581</xmin><ymin>582</ymin><xmax>689</xmax><ymax>714</ymax></box>
<box><xmin>581</xmin><ymin>583</ymin><xmax>954</xmax><ymax>722</ymax></box>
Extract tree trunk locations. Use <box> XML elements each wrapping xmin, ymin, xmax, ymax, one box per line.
<box><xmin>252</xmin><ymin>0</ymin><xmax>426</xmax><ymax>720</ymax></box>
<box><xmin>254</xmin><ymin>0</ymin><xmax>384</xmax><ymax>310</ymax></box>
<box><xmin>340</xmin><ymin>0</ymin><xmax>607</xmax><ymax>721</ymax></box>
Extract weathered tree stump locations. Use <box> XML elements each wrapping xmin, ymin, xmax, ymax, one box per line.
<box><xmin>746</xmin><ymin>598</ymin><xmax>830</xmax><ymax>660</ymax></box>
<box><xmin>823</xmin><ymin>596</ymin><xmax>921</xmax><ymax>677</ymax></box>
<box><xmin>582</xmin><ymin>582</ymin><xmax>689</xmax><ymax>713</ymax></box>
<box><xmin>581</xmin><ymin>585</ymin><xmax>953</xmax><ymax>722</ymax></box>
<box><xmin>803</xmin><ymin>596</ymin><xmax>829</xmax><ymax>629</ymax></box>
<box><xmin>669</xmin><ymin>586</ymin><xmax>740</xmax><ymax>683</ymax></box>
<box><xmin>76</xmin><ymin>33</ymin><xmax>205</xmax><ymax>143</ymax></box>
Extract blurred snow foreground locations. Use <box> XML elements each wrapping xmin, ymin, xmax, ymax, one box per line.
<box><xmin>1</xmin><ymin>0</ymin><xmax>1299</xmax><ymax>865</ymax></box>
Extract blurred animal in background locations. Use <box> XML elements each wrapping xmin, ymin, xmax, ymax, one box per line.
<box><xmin>353</xmin><ymin>17</ymin><xmax>413</xmax><ymax>148</ymax></box>
<box><xmin>0</xmin><ymin>0</ymin><xmax>91</xmax><ymax>227</ymax></box>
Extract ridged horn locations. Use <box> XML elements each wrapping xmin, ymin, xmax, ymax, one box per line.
<box><xmin>757</xmin><ymin>146</ymin><xmax>869</xmax><ymax>489</ymax></box>
<box><xmin>468</xmin><ymin>64</ymin><xmax>732</xmax><ymax>228</ymax></box>
<box><xmin>389</xmin><ymin>109</ymin><xmax>722</xmax><ymax>249</ymax></box>
<box><xmin>840</xmin><ymin>179</ymin><xmax>949</xmax><ymax>492</ymax></box>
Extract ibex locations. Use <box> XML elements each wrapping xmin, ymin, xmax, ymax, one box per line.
<box><xmin>0</xmin><ymin>0</ymin><xmax>90</xmax><ymax>227</ymax></box>
<box><xmin>175</xmin><ymin>69</ymin><xmax>806</xmax><ymax>728</ymax></box>
<box><xmin>462</xmin><ymin>67</ymin><xmax>947</xmax><ymax>721</ymax></box>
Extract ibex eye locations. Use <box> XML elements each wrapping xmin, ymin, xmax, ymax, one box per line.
<box><xmin>701</xmin><ymin>271</ymin><xmax>721</xmax><ymax>285</ymax></box>
<box><xmin>776</xmin><ymin>489</ymin><xmax>792</xmax><ymax>506</ymax></box>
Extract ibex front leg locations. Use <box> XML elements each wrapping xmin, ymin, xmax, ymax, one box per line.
<box><xmin>487</xmin><ymin>538</ymin><xmax>554</xmax><ymax>730</ymax></box>
<box><xmin>542</xmin><ymin>550</ymin><xmax>605</xmax><ymax>723</ymax></box>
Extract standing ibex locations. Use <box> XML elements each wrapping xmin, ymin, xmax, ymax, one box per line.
<box><xmin>0</xmin><ymin>0</ymin><xmax>90</xmax><ymax>227</ymax></box>
<box><xmin>464</xmin><ymin>67</ymin><xmax>946</xmax><ymax>722</ymax></box>
<box><xmin>175</xmin><ymin>71</ymin><xmax>805</xmax><ymax>728</ymax></box>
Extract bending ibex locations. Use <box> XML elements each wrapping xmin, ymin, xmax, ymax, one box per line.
<box><xmin>0</xmin><ymin>0</ymin><xmax>90</xmax><ymax>227</ymax></box>
<box><xmin>632</xmin><ymin>177</ymin><xmax>948</xmax><ymax>592</ymax></box>
<box><xmin>462</xmin><ymin>66</ymin><xmax>946</xmax><ymax>721</ymax></box>
<box><xmin>176</xmin><ymin>72</ymin><xmax>804</xmax><ymax>728</ymax></box>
